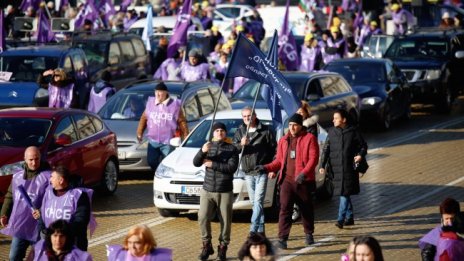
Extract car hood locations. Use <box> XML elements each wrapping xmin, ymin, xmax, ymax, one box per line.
<box><xmin>161</xmin><ymin>148</ymin><xmax>205</xmax><ymax>178</ymax></box>
<box><xmin>0</xmin><ymin>82</ymin><xmax>40</xmax><ymax>106</ymax></box>
<box><xmin>103</xmin><ymin>120</ymin><xmax>140</xmax><ymax>141</ymax></box>
<box><xmin>388</xmin><ymin>58</ymin><xmax>443</xmax><ymax>70</ymax></box>
<box><xmin>352</xmin><ymin>83</ymin><xmax>386</xmax><ymax>99</ymax></box>
<box><xmin>0</xmin><ymin>147</ymin><xmax>25</xmax><ymax>166</ymax></box>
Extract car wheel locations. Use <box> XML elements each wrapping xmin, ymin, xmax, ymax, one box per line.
<box><xmin>158</xmin><ymin>208</ymin><xmax>180</xmax><ymax>217</ymax></box>
<box><xmin>436</xmin><ymin>88</ymin><xmax>452</xmax><ymax>113</ymax></box>
<box><xmin>379</xmin><ymin>103</ymin><xmax>391</xmax><ymax>130</ymax></box>
<box><xmin>100</xmin><ymin>159</ymin><xmax>118</xmax><ymax>195</ymax></box>
<box><xmin>401</xmin><ymin>105</ymin><xmax>412</xmax><ymax>121</ymax></box>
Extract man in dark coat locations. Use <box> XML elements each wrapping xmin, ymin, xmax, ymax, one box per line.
<box><xmin>319</xmin><ymin>109</ymin><xmax>367</xmax><ymax>229</ymax></box>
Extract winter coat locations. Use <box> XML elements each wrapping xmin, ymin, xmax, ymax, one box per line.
<box><xmin>193</xmin><ymin>140</ymin><xmax>239</xmax><ymax>192</ymax></box>
<box><xmin>233</xmin><ymin>120</ymin><xmax>276</xmax><ymax>173</ymax></box>
<box><xmin>321</xmin><ymin>125</ymin><xmax>367</xmax><ymax>196</ymax></box>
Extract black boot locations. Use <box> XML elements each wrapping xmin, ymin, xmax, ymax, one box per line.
<box><xmin>198</xmin><ymin>241</ymin><xmax>214</xmax><ymax>261</ymax></box>
<box><xmin>216</xmin><ymin>243</ymin><xmax>228</xmax><ymax>261</ymax></box>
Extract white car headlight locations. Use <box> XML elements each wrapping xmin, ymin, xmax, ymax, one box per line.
<box><xmin>361</xmin><ymin>97</ymin><xmax>382</xmax><ymax>106</ymax></box>
<box><xmin>0</xmin><ymin>161</ymin><xmax>24</xmax><ymax>176</ymax></box>
<box><xmin>425</xmin><ymin>70</ymin><xmax>441</xmax><ymax>80</ymax></box>
<box><xmin>155</xmin><ymin>163</ymin><xmax>174</xmax><ymax>179</ymax></box>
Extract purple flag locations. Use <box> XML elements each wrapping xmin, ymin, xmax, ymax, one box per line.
<box><xmin>57</xmin><ymin>0</ymin><xmax>69</xmax><ymax>12</ymax></box>
<box><xmin>120</xmin><ymin>0</ymin><xmax>132</xmax><ymax>12</ymax></box>
<box><xmin>0</xmin><ymin>9</ymin><xmax>5</xmax><ymax>53</ymax></box>
<box><xmin>19</xmin><ymin>0</ymin><xmax>41</xmax><ymax>11</ymax></box>
<box><xmin>167</xmin><ymin>0</ymin><xmax>192</xmax><ymax>58</ymax></box>
<box><xmin>17</xmin><ymin>185</ymin><xmax>34</xmax><ymax>210</ymax></box>
<box><xmin>278</xmin><ymin>0</ymin><xmax>300</xmax><ymax>71</ymax></box>
<box><xmin>260</xmin><ymin>30</ymin><xmax>282</xmax><ymax>127</ymax></box>
<box><xmin>37</xmin><ymin>8</ymin><xmax>55</xmax><ymax>44</ymax></box>
<box><xmin>225</xmin><ymin>33</ymin><xmax>301</xmax><ymax>116</ymax></box>
<box><xmin>74</xmin><ymin>0</ymin><xmax>100</xmax><ymax>29</ymax></box>
<box><xmin>98</xmin><ymin>0</ymin><xmax>116</xmax><ymax>27</ymax></box>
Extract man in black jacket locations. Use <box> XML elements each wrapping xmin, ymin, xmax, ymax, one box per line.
<box><xmin>193</xmin><ymin>122</ymin><xmax>238</xmax><ymax>261</ymax></box>
<box><xmin>233</xmin><ymin>106</ymin><xmax>276</xmax><ymax>237</ymax></box>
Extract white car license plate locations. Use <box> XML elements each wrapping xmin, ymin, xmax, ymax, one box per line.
<box><xmin>118</xmin><ymin>151</ymin><xmax>126</xmax><ymax>160</ymax></box>
<box><xmin>181</xmin><ymin>186</ymin><xmax>202</xmax><ymax>195</ymax></box>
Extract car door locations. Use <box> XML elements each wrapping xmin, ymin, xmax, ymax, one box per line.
<box><xmin>119</xmin><ymin>39</ymin><xmax>138</xmax><ymax>85</ymax></box>
<box><xmin>72</xmin><ymin>113</ymin><xmax>103</xmax><ymax>184</ymax></box>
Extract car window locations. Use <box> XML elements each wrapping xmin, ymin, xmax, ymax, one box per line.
<box><xmin>0</xmin><ymin>56</ymin><xmax>59</xmax><ymax>82</ymax></box>
<box><xmin>54</xmin><ymin>116</ymin><xmax>78</xmax><ymax>142</ymax></box>
<box><xmin>89</xmin><ymin>115</ymin><xmax>103</xmax><ymax>132</ymax></box>
<box><xmin>72</xmin><ymin>53</ymin><xmax>85</xmax><ymax>73</ymax></box>
<box><xmin>217</xmin><ymin>7</ymin><xmax>241</xmax><ymax>19</ymax></box>
<box><xmin>62</xmin><ymin>55</ymin><xmax>73</xmax><ymax>73</ymax></box>
<box><xmin>183</xmin><ymin>95</ymin><xmax>200</xmax><ymax>122</ymax></box>
<box><xmin>120</xmin><ymin>40</ymin><xmax>136</xmax><ymax>62</ymax></box>
<box><xmin>131</xmin><ymin>38</ymin><xmax>146</xmax><ymax>57</ymax></box>
<box><xmin>75</xmin><ymin>41</ymin><xmax>107</xmax><ymax>68</ymax></box>
<box><xmin>73</xmin><ymin>114</ymin><xmax>97</xmax><ymax>139</ymax></box>
<box><xmin>209</xmin><ymin>87</ymin><xmax>231</xmax><ymax>111</ymax></box>
<box><xmin>306</xmin><ymin>78</ymin><xmax>323</xmax><ymax>99</ymax></box>
<box><xmin>0</xmin><ymin>118</ymin><xmax>51</xmax><ymax>147</ymax></box>
<box><xmin>197</xmin><ymin>88</ymin><xmax>215</xmax><ymax>116</ymax></box>
<box><xmin>99</xmin><ymin>91</ymin><xmax>150</xmax><ymax>120</ymax></box>
<box><xmin>183</xmin><ymin>119</ymin><xmax>246</xmax><ymax>148</ymax></box>
<box><xmin>320</xmin><ymin>76</ymin><xmax>342</xmax><ymax>97</ymax></box>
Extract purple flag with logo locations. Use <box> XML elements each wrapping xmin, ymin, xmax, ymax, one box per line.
<box><xmin>98</xmin><ymin>0</ymin><xmax>116</xmax><ymax>27</ymax></box>
<box><xmin>37</xmin><ymin>8</ymin><xmax>55</xmax><ymax>44</ymax></box>
<box><xmin>0</xmin><ymin>9</ymin><xmax>5</xmax><ymax>53</ymax></box>
<box><xmin>279</xmin><ymin>0</ymin><xmax>300</xmax><ymax>71</ymax></box>
<box><xmin>74</xmin><ymin>0</ymin><xmax>100</xmax><ymax>29</ymax></box>
<box><xmin>225</xmin><ymin>33</ymin><xmax>301</xmax><ymax>116</ymax></box>
<box><xmin>19</xmin><ymin>0</ymin><xmax>41</xmax><ymax>11</ymax></box>
<box><xmin>167</xmin><ymin>0</ymin><xmax>192</xmax><ymax>58</ymax></box>
<box><xmin>120</xmin><ymin>0</ymin><xmax>132</xmax><ymax>12</ymax></box>
<box><xmin>260</xmin><ymin>30</ymin><xmax>282</xmax><ymax>127</ymax></box>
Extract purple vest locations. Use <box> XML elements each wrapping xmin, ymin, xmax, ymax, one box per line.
<box><xmin>180</xmin><ymin>63</ymin><xmax>209</xmax><ymax>82</ymax></box>
<box><xmin>0</xmin><ymin>169</ymin><xmax>51</xmax><ymax>241</ymax></box>
<box><xmin>392</xmin><ymin>9</ymin><xmax>414</xmax><ymax>35</ymax></box>
<box><xmin>419</xmin><ymin>225</ymin><xmax>441</xmax><ymax>249</ymax></box>
<box><xmin>48</xmin><ymin>82</ymin><xmax>74</xmax><ymax>108</ymax></box>
<box><xmin>154</xmin><ymin>58</ymin><xmax>182</xmax><ymax>81</ymax></box>
<box><xmin>33</xmin><ymin>240</ymin><xmax>93</xmax><ymax>261</ymax></box>
<box><xmin>299</xmin><ymin>45</ymin><xmax>321</xmax><ymax>72</ymax></box>
<box><xmin>41</xmin><ymin>187</ymin><xmax>97</xmax><ymax>236</ymax></box>
<box><xmin>356</xmin><ymin>24</ymin><xmax>371</xmax><ymax>47</ymax></box>
<box><xmin>107</xmin><ymin>245</ymin><xmax>172</xmax><ymax>261</ymax></box>
<box><xmin>145</xmin><ymin>97</ymin><xmax>181</xmax><ymax>144</ymax></box>
<box><xmin>88</xmin><ymin>86</ymin><xmax>115</xmax><ymax>113</ymax></box>
<box><xmin>436</xmin><ymin>233</ymin><xmax>464</xmax><ymax>261</ymax></box>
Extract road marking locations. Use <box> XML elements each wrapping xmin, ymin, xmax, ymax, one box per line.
<box><xmin>88</xmin><ymin>216</ymin><xmax>174</xmax><ymax>247</ymax></box>
<box><xmin>385</xmin><ymin>175</ymin><xmax>464</xmax><ymax>215</ymax></box>
<box><xmin>277</xmin><ymin>236</ymin><xmax>335</xmax><ymax>261</ymax></box>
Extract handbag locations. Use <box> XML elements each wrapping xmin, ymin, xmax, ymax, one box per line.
<box><xmin>354</xmin><ymin>158</ymin><xmax>369</xmax><ymax>174</ymax></box>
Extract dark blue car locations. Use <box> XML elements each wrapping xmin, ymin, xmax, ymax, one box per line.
<box><xmin>324</xmin><ymin>58</ymin><xmax>412</xmax><ymax>130</ymax></box>
<box><xmin>0</xmin><ymin>45</ymin><xmax>89</xmax><ymax>108</ymax></box>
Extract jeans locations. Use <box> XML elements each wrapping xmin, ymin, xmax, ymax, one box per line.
<box><xmin>338</xmin><ymin>195</ymin><xmax>353</xmax><ymax>222</ymax></box>
<box><xmin>245</xmin><ymin>173</ymin><xmax>268</xmax><ymax>233</ymax></box>
<box><xmin>9</xmin><ymin>237</ymin><xmax>32</xmax><ymax>261</ymax></box>
<box><xmin>147</xmin><ymin>141</ymin><xmax>174</xmax><ymax>171</ymax></box>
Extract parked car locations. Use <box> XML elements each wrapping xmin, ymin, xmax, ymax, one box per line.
<box><xmin>403</xmin><ymin>3</ymin><xmax>464</xmax><ymax>29</ymax></box>
<box><xmin>323</xmin><ymin>58</ymin><xmax>412</xmax><ymax>129</ymax></box>
<box><xmin>0</xmin><ymin>45</ymin><xmax>89</xmax><ymax>108</ymax></box>
<box><xmin>360</xmin><ymin>34</ymin><xmax>396</xmax><ymax>58</ymax></box>
<box><xmin>0</xmin><ymin>107</ymin><xmax>119</xmax><ymax>204</ymax></box>
<box><xmin>153</xmin><ymin>108</ymin><xmax>333</xmax><ymax>217</ymax></box>
<box><xmin>98</xmin><ymin>80</ymin><xmax>232</xmax><ymax>173</ymax></box>
<box><xmin>72</xmin><ymin>31</ymin><xmax>151</xmax><ymax>90</ymax></box>
<box><xmin>230</xmin><ymin>71</ymin><xmax>360</xmax><ymax>128</ymax></box>
<box><xmin>384</xmin><ymin>29</ymin><xmax>464</xmax><ymax>112</ymax></box>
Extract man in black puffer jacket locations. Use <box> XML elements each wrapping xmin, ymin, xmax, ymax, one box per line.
<box><xmin>193</xmin><ymin>122</ymin><xmax>238</xmax><ymax>261</ymax></box>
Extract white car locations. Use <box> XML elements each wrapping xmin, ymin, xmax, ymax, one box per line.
<box><xmin>153</xmin><ymin>108</ymin><xmax>333</xmax><ymax>217</ymax></box>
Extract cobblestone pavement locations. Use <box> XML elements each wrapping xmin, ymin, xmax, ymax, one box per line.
<box><xmin>1</xmin><ymin>118</ymin><xmax>464</xmax><ymax>260</ymax></box>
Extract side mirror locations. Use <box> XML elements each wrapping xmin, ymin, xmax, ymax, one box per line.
<box><xmin>307</xmin><ymin>94</ymin><xmax>321</xmax><ymax>101</ymax></box>
<box><xmin>169</xmin><ymin>137</ymin><xmax>182</xmax><ymax>147</ymax></box>
<box><xmin>455</xmin><ymin>51</ymin><xmax>464</xmax><ymax>59</ymax></box>
<box><xmin>55</xmin><ymin>134</ymin><xmax>72</xmax><ymax>146</ymax></box>
<box><xmin>108</xmin><ymin>56</ymin><xmax>119</xmax><ymax>66</ymax></box>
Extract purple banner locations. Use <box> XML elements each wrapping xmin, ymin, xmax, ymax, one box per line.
<box><xmin>74</xmin><ymin>0</ymin><xmax>100</xmax><ymax>29</ymax></box>
<box><xmin>120</xmin><ymin>0</ymin><xmax>132</xmax><ymax>12</ymax></box>
<box><xmin>167</xmin><ymin>0</ymin><xmax>192</xmax><ymax>58</ymax></box>
<box><xmin>19</xmin><ymin>0</ymin><xmax>41</xmax><ymax>11</ymax></box>
<box><xmin>37</xmin><ymin>8</ymin><xmax>55</xmax><ymax>44</ymax></box>
<box><xmin>278</xmin><ymin>0</ymin><xmax>300</xmax><ymax>71</ymax></box>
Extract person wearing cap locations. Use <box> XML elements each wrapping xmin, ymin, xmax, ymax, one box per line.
<box><xmin>209</xmin><ymin>26</ymin><xmax>224</xmax><ymax>52</ymax></box>
<box><xmin>39</xmin><ymin>68</ymin><xmax>77</xmax><ymax>109</ymax></box>
<box><xmin>87</xmin><ymin>71</ymin><xmax>116</xmax><ymax>113</ymax></box>
<box><xmin>153</xmin><ymin>46</ymin><xmax>186</xmax><ymax>81</ymax></box>
<box><xmin>391</xmin><ymin>3</ymin><xmax>415</xmax><ymax>35</ymax></box>
<box><xmin>137</xmin><ymin>82</ymin><xmax>189</xmax><ymax>172</ymax></box>
<box><xmin>233</xmin><ymin>106</ymin><xmax>276</xmax><ymax>237</ymax></box>
<box><xmin>440</xmin><ymin>12</ymin><xmax>455</xmax><ymax>29</ymax></box>
<box><xmin>193</xmin><ymin>122</ymin><xmax>239</xmax><ymax>261</ymax></box>
<box><xmin>319</xmin><ymin>109</ymin><xmax>367</xmax><ymax>229</ymax></box>
<box><xmin>328</xmin><ymin>25</ymin><xmax>345</xmax><ymax>58</ymax></box>
<box><xmin>299</xmin><ymin>32</ymin><xmax>323</xmax><ymax>72</ymax></box>
<box><xmin>180</xmin><ymin>48</ymin><xmax>210</xmax><ymax>82</ymax></box>
<box><xmin>255</xmin><ymin>113</ymin><xmax>320</xmax><ymax>249</ymax></box>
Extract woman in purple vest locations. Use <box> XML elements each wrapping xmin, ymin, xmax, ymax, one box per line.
<box><xmin>299</xmin><ymin>33</ymin><xmax>323</xmax><ymax>72</ymax></box>
<box><xmin>153</xmin><ymin>46</ymin><xmax>185</xmax><ymax>81</ymax></box>
<box><xmin>107</xmin><ymin>225</ymin><xmax>172</xmax><ymax>261</ymax></box>
<box><xmin>87</xmin><ymin>71</ymin><xmax>116</xmax><ymax>113</ymax></box>
<box><xmin>39</xmin><ymin>68</ymin><xmax>76</xmax><ymax>109</ymax></box>
<box><xmin>29</xmin><ymin>219</ymin><xmax>93</xmax><ymax>261</ymax></box>
<box><xmin>180</xmin><ymin>49</ymin><xmax>210</xmax><ymax>82</ymax></box>
<box><xmin>391</xmin><ymin>3</ymin><xmax>414</xmax><ymax>36</ymax></box>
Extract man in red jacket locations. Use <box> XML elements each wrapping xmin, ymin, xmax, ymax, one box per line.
<box><xmin>256</xmin><ymin>113</ymin><xmax>319</xmax><ymax>249</ymax></box>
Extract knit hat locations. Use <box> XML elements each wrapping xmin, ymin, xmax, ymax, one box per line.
<box><xmin>212</xmin><ymin>122</ymin><xmax>227</xmax><ymax>132</ymax></box>
<box><xmin>288</xmin><ymin>113</ymin><xmax>303</xmax><ymax>126</ymax></box>
<box><xmin>188</xmin><ymin>49</ymin><xmax>201</xmax><ymax>58</ymax></box>
<box><xmin>155</xmin><ymin>82</ymin><xmax>168</xmax><ymax>91</ymax></box>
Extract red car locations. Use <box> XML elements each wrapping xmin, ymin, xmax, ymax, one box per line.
<box><xmin>0</xmin><ymin>107</ymin><xmax>119</xmax><ymax>203</ymax></box>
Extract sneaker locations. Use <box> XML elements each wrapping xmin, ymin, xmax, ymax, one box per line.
<box><xmin>216</xmin><ymin>244</ymin><xmax>227</xmax><ymax>261</ymax></box>
<box><xmin>335</xmin><ymin>221</ymin><xmax>343</xmax><ymax>229</ymax></box>
<box><xmin>344</xmin><ymin>219</ymin><xmax>355</xmax><ymax>226</ymax></box>
<box><xmin>275</xmin><ymin>239</ymin><xmax>288</xmax><ymax>249</ymax></box>
<box><xmin>198</xmin><ymin>241</ymin><xmax>214</xmax><ymax>261</ymax></box>
<box><xmin>305</xmin><ymin>233</ymin><xmax>315</xmax><ymax>245</ymax></box>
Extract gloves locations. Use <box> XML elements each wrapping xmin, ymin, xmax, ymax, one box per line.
<box><xmin>254</xmin><ymin>165</ymin><xmax>265</xmax><ymax>174</ymax></box>
<box><xmin>296</xmin><ymin>173</ymin><xmax>306</xmax><ymax>184</ymax></box>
